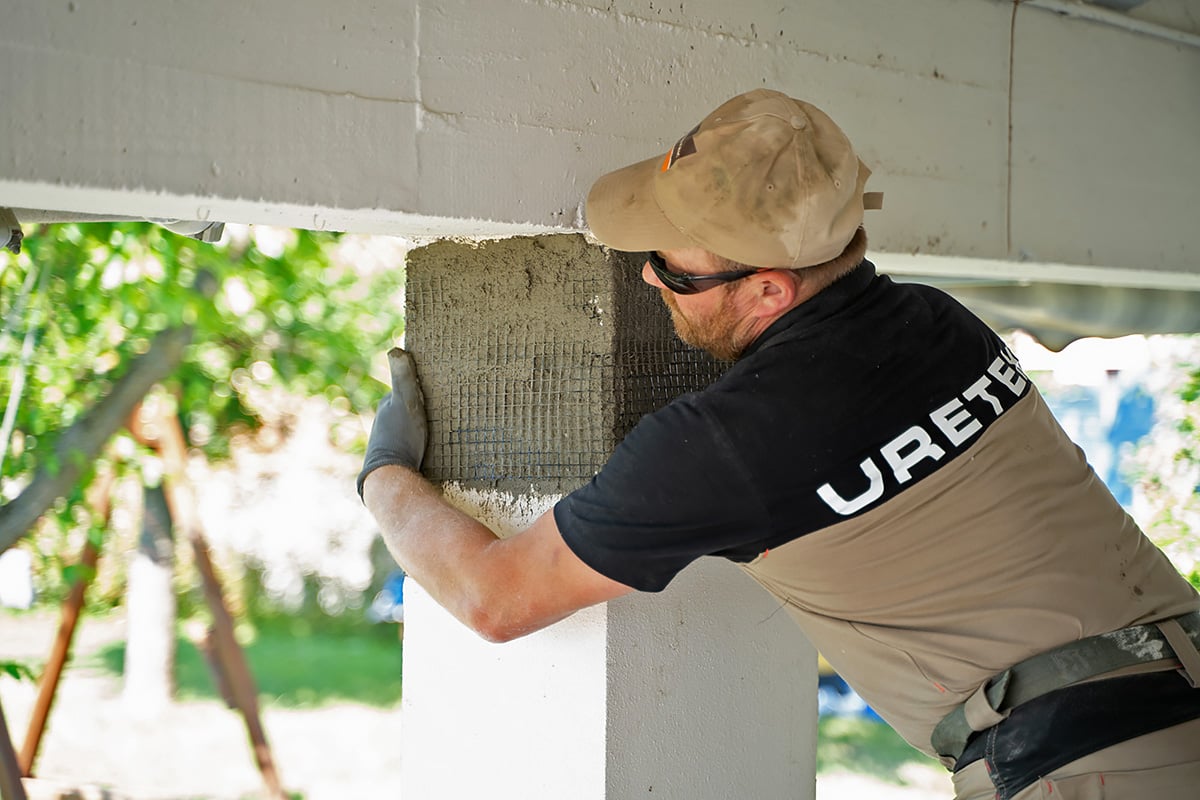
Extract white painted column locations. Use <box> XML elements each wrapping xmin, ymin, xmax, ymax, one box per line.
<box><xmin>606</xmin><ymin>559</ymin><xmax>817</xmax><ymax>799</ymax></box>
<box><xmin>402</xmin><ymin>489</ymin><xmax>816</xmax><ymax>800</ymax></box>
<box><xmin>400</xmin><ymin>490</ymin><xmax>609</xmax><ymax>799</ymax></box>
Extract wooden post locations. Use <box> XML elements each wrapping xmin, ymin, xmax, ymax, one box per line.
<box><xmin>0</xmin><ymin>697</ymin><xmax>29</xmax><ymax>800</ymax></box>
<box><xmin>189</xmin><ymin>537</ymin><xmax>286</xmax><ymax>800</ymax></box>
<box><xmin>130</xmin><ymin>394</ymin><xmax>288</xmax><ymax>800</ymax></box>
<box><xmin>193</xmin><ymin>627</ymin><xmax>238</xmax><ymax>709</ymax></box>
<box><xmin>17</xmin><ymin>468</ymin><xmax>115</xmax><ymax>778</ymax></box>
<box><xmin>17</xmin><ymin>540</ymin><xmax>99</xmax><ymax>778</ymax></box>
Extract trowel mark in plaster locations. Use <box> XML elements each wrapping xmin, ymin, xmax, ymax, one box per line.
<box><xmin>442</xmin><ymin>482</ymin><xmax>560</xmax><ymax>539</ymax></box>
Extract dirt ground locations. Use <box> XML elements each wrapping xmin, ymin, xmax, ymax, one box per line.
<box><xmin>2</xmin><ymin>609</ymin><xmax>951</xmax><ymax>800</ymax></box>
<box><xmin>1</xmin><ymin>610</ymin><xmax>403</xmax><ymax>800</ymax></box>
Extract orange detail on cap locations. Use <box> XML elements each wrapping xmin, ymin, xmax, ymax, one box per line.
<box><xmin>933</xmin><ymin>682</ymin><xmax>947</xmax><ymax>693</ymax></box>
<box><xmin>660</xmin><ymin>151</ymin><xmax>673</xmax><ymax>173</ymax></box>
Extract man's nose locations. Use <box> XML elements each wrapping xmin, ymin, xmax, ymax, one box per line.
<box><xmin>642</xmin><ymin>259</ymin><xmax>665</xmax><ymax>289</ymax></box>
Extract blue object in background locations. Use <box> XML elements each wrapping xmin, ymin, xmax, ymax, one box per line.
<box><xmin>1105</xmin><ymin>385</ymin><xmax>1155</xmax><ymax>507</ymax></box>
<box><xmin>818</xmin><ymin>673</ymin><xmax>883</xmax><ymax>722</ymax></box>
<box><xmin>1043</xmin><ymin>381</ymin><xmax>1155</xmax><ymax>511</ymax></box>
<box><xmin>367</xmin><ymin>569</ymin><xmax>406</xmax><ymax>623</ymax></box>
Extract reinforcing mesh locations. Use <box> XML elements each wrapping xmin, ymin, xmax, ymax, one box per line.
<box><xmin>407</xmin><ymin>236</ymin><xmax>723</xmax><ymax>494</ymax></box>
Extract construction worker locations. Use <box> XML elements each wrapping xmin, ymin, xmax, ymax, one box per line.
<box><xmin>359</xmin><ymin>89</ymin><xmax>1200</xmax><ymax>799</ymax></box>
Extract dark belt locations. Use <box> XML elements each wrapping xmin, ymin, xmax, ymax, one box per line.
<box><xmin>931</xmin><ymin>610</ymin><xmax>1200</xmax><ymax>761</ymax></box>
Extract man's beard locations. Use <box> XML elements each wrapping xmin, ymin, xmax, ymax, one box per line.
<box><xmin>660</xmin><ymin>288</ymin><xmax>746</xmax><ymax>362</ymax></box>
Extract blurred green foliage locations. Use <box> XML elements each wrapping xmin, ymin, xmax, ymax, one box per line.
<box><xmin>1139</xmin><ymin>360</ymin><xmax>1200</xmax><ymax>587</ymax></box>
<box><xmin>0</xmin><ymin>659</ymin><xmax>36</xmax><ymax>682</ymax></box>
<box><xmin>94</xmin><ymin>617</ymin><xmax>403</xmax><ymax>708</ymax></box>
<box><xmin>817</xmin><ymin>716</ymin><xmax>945</xmax><ymax>785</ymax></box>
<box><xmin>0</xmin><ymin>223</ymin><xmax>405</xmax><ymax>605</ymax></box>
<box><xmin>1178</xmin><ymin>361</ymin><xmax>1200</xmax><ymax>592</ymax></box>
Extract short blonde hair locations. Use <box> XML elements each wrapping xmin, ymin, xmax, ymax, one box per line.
<box><xmin>713</xmin><ymin>228</ymin><xmax>868</xmax><ymax>294</ymax></box>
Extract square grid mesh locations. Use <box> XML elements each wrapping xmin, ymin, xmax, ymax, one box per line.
<box><xmin>407</xmin><ymin>237</ymin><xmax>725</xmax><ymax>494</ymax></box>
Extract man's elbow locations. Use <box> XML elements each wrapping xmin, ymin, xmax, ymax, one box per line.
<box><xmin>463</xmin><ymin>602</ymin><xmax>549</xmax><ymax>644</ymax></box>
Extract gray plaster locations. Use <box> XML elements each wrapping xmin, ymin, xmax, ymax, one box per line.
<box><xmin>406</xmin><ymin>235</ymin><xmax>723</xmax><ymax>494</ymax></box>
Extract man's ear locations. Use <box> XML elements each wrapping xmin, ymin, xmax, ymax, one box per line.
<box><xmin>748</xmin><ymin>270</ymin><xmax>798</xmax><ymax>319</ymax></box>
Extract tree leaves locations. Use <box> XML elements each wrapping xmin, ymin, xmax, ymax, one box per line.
<box><xmin>0</xmin><ymin>660</ymin><xmax>36</xmax><ymax>682</ymax></box>
<box><xmin>2</xmin><ymin>222</ymin><xmax>404</xmax><ymax>471</ymax></box>
<box><xmin>0</xmin><ymin>223</ymin><xmax>406</xmax><ymax>598</ymax></box>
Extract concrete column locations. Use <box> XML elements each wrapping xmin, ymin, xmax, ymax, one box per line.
<box><xmin>401</xmin><ymin>235</ymin><xmax>817</xmax><ymax>800</ymax></box>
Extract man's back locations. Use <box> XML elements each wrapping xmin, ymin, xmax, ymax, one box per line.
<box><xmin>560</xmin><ymin>260</ymin><xmax>1200</xmax><ymax>758</ymax></box>
<box><xmin>719</xmin><ymin>267</ymin><xmax>1200</xmax><ymax>755</ymax></box>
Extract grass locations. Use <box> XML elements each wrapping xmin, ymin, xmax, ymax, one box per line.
<box><xmin>93</xmin><ymin>617</ymin><xmax>404</xmax><ymax>708</ymax></box>
<box><xmin>817</xmin><ymin>716</ymin><xmax>946</xmax><ymax>785</ymax></box>
<box><xmin>81</xmin><ymin>609</ymin><xmax>939</xmax><ymax>786</ymax></box>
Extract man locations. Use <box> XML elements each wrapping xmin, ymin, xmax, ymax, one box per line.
<box><xmin>359</xmin><ymin>89</ymin><xmax>1200</xmax><ymax>799</ymax></box>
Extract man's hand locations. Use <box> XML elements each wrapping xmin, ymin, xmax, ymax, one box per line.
<box><xmin>357</xmin><ymin>347</ymin><xmax>634</xmax><ymax>641</ymax></box>
<box><xmin>357</xmin><ymin>348</ymin><xmax>428</xmax><ymax>499</ymax></box>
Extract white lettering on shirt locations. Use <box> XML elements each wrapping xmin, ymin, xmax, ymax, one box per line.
<box><xmin>930</xmin><ymin>398</ymin><xmax>982</xmax><ymax>447</ymax></box>
<box><xmin>817</xmin><ymin>457</ymin><xmax>884</xmax><ymax>515</ymax></box>
<box><xmin>880</xmin><ymin>426</ymin><xmax>946</xmax><ymax>484</ymax></box>
<box><xmin>963</xmin><ymin>376</ymin><xmax>1003</xmax><ymax>415</ymax></box>
<box><xmin>987</xmin><ymin>355</ymin><xmax>1028</xmax><ymax>396</ymax></box>
<box><xmin>817</xmin><ymin>349</ymin><xmax>1030</xmax><ymax>516</ymax></box>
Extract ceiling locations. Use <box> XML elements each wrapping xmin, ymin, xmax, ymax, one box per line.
<box><xmin>1093</xmin><ymin>0</ymin><xmax>1200</xmax><ymax>35</ymax></box>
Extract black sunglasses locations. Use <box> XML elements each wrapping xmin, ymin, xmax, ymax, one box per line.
<box><xmin>646</xmin><ymin>251</ymin><xmax>762</xmax><ymax>295</ymax></box>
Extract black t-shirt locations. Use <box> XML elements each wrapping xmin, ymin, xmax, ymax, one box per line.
<box><xmin>553</xmin><ymin>260</ymin><xmax>1022</xmax><ymax>591</ymax></box>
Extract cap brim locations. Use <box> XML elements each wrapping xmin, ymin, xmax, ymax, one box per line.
<box><xmin>585</xmin><ymin>154</ymin><xmax>696</xmax><ymax>253</ymax></box>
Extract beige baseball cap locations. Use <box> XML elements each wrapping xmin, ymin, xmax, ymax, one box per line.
<box><xmin>586</xmin><ymin>89</ymin><xmax>882</xmax><ymax>269</ymax></box>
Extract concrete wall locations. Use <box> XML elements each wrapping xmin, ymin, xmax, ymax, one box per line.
<box><xmin>2</xmin><ymin>0</ymin><xmax>1197</xmax><ymax>283</ymax></box>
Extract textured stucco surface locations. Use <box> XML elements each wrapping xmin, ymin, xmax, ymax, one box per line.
<box><xmin>406</xmin><ymin>234</ymin><xmax>722</xmax><ymax>494</ymax></box>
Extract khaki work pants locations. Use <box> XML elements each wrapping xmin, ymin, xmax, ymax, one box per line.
<box><xmin>951</xmin><ymin>716</ymin><xmax>1200</xmax><ymax>799</ymax></box>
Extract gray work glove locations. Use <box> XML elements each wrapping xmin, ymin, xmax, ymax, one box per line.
<box><xmin>356</xmin><ymin>347</ymin><xmax>429</xmax><ymax>500</ymax></box>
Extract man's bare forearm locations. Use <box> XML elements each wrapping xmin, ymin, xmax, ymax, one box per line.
<box><xmin>356</xmin><ymin>349</ymin><xmax>630</xmax><ymax>642</ymax></box>
<box><xmin>362</xmin><ymin>464</ymin><xmax>505</xmax><ymax>636</ymax></box>
<box><xmin>362</xmin><ymin>463</ymin><xmax>632</xmax><ymax>642</ymax></box>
